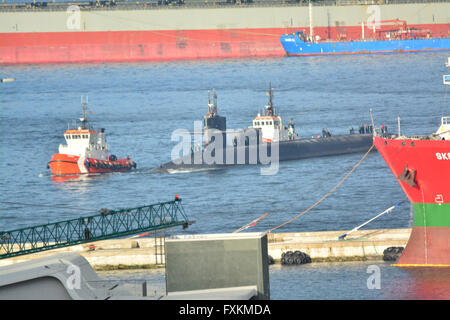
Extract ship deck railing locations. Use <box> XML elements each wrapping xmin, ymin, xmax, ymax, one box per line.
<box><xmin>374</xmin><ymin>131</ymin><xmax>444</xmax><ymax>140</ymax></box>
<box><xmin>1</xmin><ymin>0</ymin><xmax>448</xmax><ymax>13</ymax></box>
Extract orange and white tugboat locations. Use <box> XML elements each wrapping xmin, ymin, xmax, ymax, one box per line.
<box><xmin>47</xmin><ymin>97</ymin><xmax>136</xmax><ymax>176</ymax></box>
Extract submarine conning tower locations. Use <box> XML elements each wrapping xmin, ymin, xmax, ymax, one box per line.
<box><xmin>203</xmin><ymin>89</ymin><xmax>227</xmax><ymax>146</ymax></box>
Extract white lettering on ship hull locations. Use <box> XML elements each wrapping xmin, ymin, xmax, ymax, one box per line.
<box><xmin>436</xmin><ymin>152</ymin><xmax>450</xmax><ymax>160</ymax></box>
<box><xmin>435</xmin><ymin>194</ymin><xmax>444</xmax><ymax>204</ymax></box>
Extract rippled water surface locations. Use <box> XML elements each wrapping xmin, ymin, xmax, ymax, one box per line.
<box><xmin>99</xmin><ymin>262</ymin><xmax>450</xmax><ymax>300</ymax></box>
<box><xmin>1</xmin><ymin>52</ymin><xmax>449</xmax><ymax>299</ymax></box>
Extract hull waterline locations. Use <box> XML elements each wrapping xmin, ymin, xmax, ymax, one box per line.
<box><xmin>48</xmin><ymin>153</ymin><xmax>135</xmax><ymax>176</ymax></box>
<box><xmin>154</xmin><ymin>134</ymin><xmax>374</xmax><ymax>173</ymax></box>
<box><xmin>373</xmin><ymin>135</ymin><xmax>450</xmax><ymax>267</ymax></box>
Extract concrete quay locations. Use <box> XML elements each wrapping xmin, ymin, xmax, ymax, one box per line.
<box><xmin>267</xmin><ymin>228</ymin><xmax>410</xmax><ymax>262</ymax></box>
<box><xmin>0</xmin><ymin>228</ymin><xmax>411</xmax><ymax>269</ymax></box>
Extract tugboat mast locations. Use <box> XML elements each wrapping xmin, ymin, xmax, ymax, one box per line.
<box><xmin>266</xmin><ymin>82</ymin><xmax>275</xmax><ymax>116</ymax></box>
<box><xmin>80</xmin><ymin>95</ymin><xmax>89</xmax><ymax>130</ymax></box>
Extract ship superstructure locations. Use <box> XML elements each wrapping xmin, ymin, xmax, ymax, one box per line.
<box><xmin>48</xmin><ymin>97</ymin><xmax>136</xmax><ymax>176</ymax></box>
<box><xmin>250</xmin><ymin>83</ymin><xmax>296</xmax><ymax>143</ymax></box>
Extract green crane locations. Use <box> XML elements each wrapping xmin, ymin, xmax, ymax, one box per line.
<box><xmin>0</xmin><ymin>199</ymin><xmax>193</xmax><ymax>259</ymax></box>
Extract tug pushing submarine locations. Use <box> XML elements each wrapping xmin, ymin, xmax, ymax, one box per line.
<box><xmin>153</xmin><ymin>84</ymin><xmax>374</xmax><ymax>173</ymax></box>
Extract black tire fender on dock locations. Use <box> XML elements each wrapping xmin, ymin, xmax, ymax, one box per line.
<box><xmin>281</xmin><ymin>250</ymin><xmax>311</xmax><ymax>265</ymax></box>
<box><xmin>382</xmin><ymin>246</ymin><xmax>404</xmax><ymax>261</ymax></box>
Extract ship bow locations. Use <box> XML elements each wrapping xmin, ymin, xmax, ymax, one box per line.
<box><xmin>373</xmin><ymin>135</ymin><xmax>450</xmax><ymax>267</ymax></box>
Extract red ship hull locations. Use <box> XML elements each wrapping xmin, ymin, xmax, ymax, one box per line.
<box><xmin>48</xmin><ymin>153</ymin><xmax>136</xmax><ymax>176</ymax></box>
<box><xmin>373</xmin><ymin>136</ymin><xmax>450</xmax><ymax>267</ymax></box>
<box><xmin>1</xmin><ymin>23</ymin><xmax>448</xmax><ymax>64</ymax></box>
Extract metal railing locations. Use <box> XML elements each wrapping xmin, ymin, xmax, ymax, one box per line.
<box><xmin>0</xmin><ymin>199</ymin><xmax>193</xmax><ymax>259</ymax></box>
<box><xmin>0</xmin><ymin>0</ymin><xmax>447</xmax><ymax>13</ymax></box>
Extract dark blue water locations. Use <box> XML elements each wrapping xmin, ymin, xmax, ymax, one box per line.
<box><xmin>1</xmin><ymin>52</ymin><xmax>449</xmax><ymax>299</ymax></box>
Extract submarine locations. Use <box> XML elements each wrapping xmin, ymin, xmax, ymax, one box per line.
<box><xmin>153</xmin><ymin>84</ymin><xmax>374</xmax><ymax>174</ymax></box>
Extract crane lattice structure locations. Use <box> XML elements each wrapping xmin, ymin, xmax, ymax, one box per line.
<box><xmin>0</xmin><ymin>199</ymin><xmax>193</xmax><ymax>259</ymax></box>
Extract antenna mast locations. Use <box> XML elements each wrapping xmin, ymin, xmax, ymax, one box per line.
<box><xmin>207</xmin><ymin>89</ymin><xmax>218</xmax><ymax>116</ymax></box>
<box><xmin>266</xmin><ymin>82</ymin><xmax>275</xmax><ymax>115</ymax></box>
<box><xmin>80</xmin><ymin>95</ymin><xmax>89</xmax><ymax>130</ymax></box>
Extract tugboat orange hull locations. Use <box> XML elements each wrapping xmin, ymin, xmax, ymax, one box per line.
<box><xmin>48</xmin><ymin>153</ymin><xmax>136</xmax><ymax>176</ymax></box>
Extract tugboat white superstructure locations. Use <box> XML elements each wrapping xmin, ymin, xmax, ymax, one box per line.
<box><xmin>47</xmin><ymin>97</ymin><xmax>136</xmax><ymax>176</ymax></box>
<box><xmin>251</xmin><ymin>83</ymin><xmax>297</xmax><ymax>143</ymax></box>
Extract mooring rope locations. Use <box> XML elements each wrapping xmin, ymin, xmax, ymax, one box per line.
<box><xmin>233</xmin><ymin>212</ymin><xmax>270</xmax><ymax>233</ymax></box>
<box><xmin>266</xmin><ymin>144</ymin><xmax>375</xmax><ymax>233</ymax></box>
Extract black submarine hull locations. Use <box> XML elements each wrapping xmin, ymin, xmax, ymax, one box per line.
<box><xmin>153</xmin><ymin>134</ymin><xmax>374</xmax><ymax>173</ymax></box>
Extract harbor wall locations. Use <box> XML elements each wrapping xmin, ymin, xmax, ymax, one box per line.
<box><xmin>0</xmin><ymin>3</ymin><xmax>448</xmax><ymax>64</ymax></box>
<box><xmin>0</xmin><ymin>228</ymin><xmax>411</xmax><ymax>269</ymax></box>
